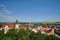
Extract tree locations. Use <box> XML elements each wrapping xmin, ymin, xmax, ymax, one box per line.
<box><xmin>6</xmin><ymin>29</ymin><xmax>17</xmax><ymax>40</ymax></box>
<box><xmin>0</xmin><ymin>30</ymin><xmax>4</xmax><ymax>40</ymax></box>
<box><xmin>29</xmin><ymin>31</ymin><xmax>45</xmax><ymax>40</ymax></box>
<box><xmin>18</xmin><ymin>29</ymin><xmax>29</xmax><ymax>40</ymax></box>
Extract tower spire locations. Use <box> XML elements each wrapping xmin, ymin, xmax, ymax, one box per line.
<box><xmin>16</xmin><ymin>19</ymin><xmax>18</xmax><ymax>24</ymax></box>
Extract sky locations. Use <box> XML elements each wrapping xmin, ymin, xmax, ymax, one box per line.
<box><xmin>0</xmin><ymin>0</ymin><xmax>60</xmax><ymax>22</ymax></box>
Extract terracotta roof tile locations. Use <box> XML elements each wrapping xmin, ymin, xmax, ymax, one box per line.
<box><xmin>1</xmin><ymin>24</ymin><xmax>14</xmax><ymax>28</ymax></box>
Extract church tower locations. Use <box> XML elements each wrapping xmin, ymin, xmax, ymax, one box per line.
<box><xmin>15</xmin><ymin>20</ymin><xmax>19</xmax><ymax>29</ymax></box>
<box><xmin>16</xmin><ymin>20</ymin><xmax>18</xmax><ymax>24</ymax></box>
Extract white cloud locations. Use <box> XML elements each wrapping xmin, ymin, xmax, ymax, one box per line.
<box><xmin>0</xmin><ymin>4</ymin><xmax>20</xmax><ymax>22</ymax></box>
<box><xmin>3</xmin><ymin>10</ymin><xmax>11</xmax><ymax>14</ymax></box>
<box><xmin>0</xmin><ymin>12</ymin><xmax>20</xmax><ymax>22</ymax></box>
<box><xmin>0</xmin><ymin>4</ymin><xmax>11</xmax><ymax>14</ymax></box>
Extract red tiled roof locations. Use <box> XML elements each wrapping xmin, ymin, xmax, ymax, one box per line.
<box><xmin>8</xmin><ymin>24</ymin><xmax>14</xmax><ymax>28</ymax></box>
<box><xmin>22</xmin><ymin>24</ymin><xmax>26</xmax><ymax>27</ymax></box>
<box><xmin>44</xmin><ymin>29</ymin><xmax>52</xmax><ymax>33</ymax></box>
<box><xmin>2</xmin><ymin>24</ymin><xmax>14</xmax><ymax>28</ymax></box>
<box><xmin>40</xmin><ymin>27</ymin><xmax>52</xmax><ymax>33</ymax></box>
<box><xmin>40</xmin><ymin>27</ymin><xmax>47</xmax><ymax>31</ymax></box>
<box><xmin>2</xmin><ymin>24</ymin><xmax>6</xmax><ymax>28</ymax></box>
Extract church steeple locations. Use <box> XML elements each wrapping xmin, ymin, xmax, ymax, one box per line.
<box><xmin>15</xmin><ymin>19</ymin><xmax>19</xmax><ymax>30</ymax></box>
<box><xmin>16</xmin><ymin>20</ymin><xmax>18</xmax><ymax>24</ymax></box>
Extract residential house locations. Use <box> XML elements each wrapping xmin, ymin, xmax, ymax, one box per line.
<box><xmin>1</xmin><ymin>24</ymin><xmax>14</xmax><ymax>33</ymax></box>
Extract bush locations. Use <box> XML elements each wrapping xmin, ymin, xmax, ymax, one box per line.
<box><xmin>0</xmin><ymin>28</ymin><xmax>60</xmax><ymax>40</ymax></box>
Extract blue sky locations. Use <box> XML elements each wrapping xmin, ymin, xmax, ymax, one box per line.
<box><xmin>0</xmin><ymin>0</ymin><xmax>60</xmax><ymax>22</ymax></box>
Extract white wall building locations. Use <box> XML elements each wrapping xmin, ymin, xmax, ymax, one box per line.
<box><xmin>15</xmin><ymin>24</ymin><xmax>20</xmax><ymax>30</ymax></box>
<box><xmin>4</xmin><ymin>25</ymin><xmax>9</xmax><ymax>34</ymax></box>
